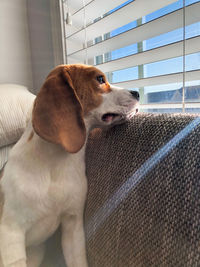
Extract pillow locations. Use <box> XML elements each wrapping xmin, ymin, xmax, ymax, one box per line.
<box><xmin>0</xmin><ymin>144</ymin><xmax>13</xmax><ymax>170</ymax></box>
<box><xmin>0</xmin><ymin>84</ymin><xmax>36</xmax><ymax>147</ymax></box>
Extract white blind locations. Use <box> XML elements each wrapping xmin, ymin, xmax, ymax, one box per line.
<box><xmin>62</xmin><ymin>0</ymin><xmax>200</xmax><ymax>113</ymax></box>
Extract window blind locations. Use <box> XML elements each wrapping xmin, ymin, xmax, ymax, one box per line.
<box><xmin>61</xmin><ymin>0</ymin><xmax>200</xmax><ymax>113</ymax></box>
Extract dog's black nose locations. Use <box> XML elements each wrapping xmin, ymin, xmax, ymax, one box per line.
<box><xmin>130</xmin><ymin>90</ymin><xmax>140</xmax><ymax>101</ymax></box>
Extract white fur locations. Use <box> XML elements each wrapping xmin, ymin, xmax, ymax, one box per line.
<box><xmin>0</xmin><ymin>85</ymin><xmax>138</xmax><ymax>267</ymax></box>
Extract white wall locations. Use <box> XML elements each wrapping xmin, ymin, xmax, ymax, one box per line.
<box><xmin>0</xmin><ymin>0</ymin><xmax>33</xmax><ymax>89</ymax></box>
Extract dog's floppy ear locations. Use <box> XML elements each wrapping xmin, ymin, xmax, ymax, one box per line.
<box><xmin>32</xmin><ymin>66</ymin><xmax>86</xmax><ymax>153</ymax></box>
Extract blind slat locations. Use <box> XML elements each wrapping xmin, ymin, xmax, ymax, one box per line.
<box><xmin>65</xmin><ymin>0</ymin><xmax>124</xmax><ymax>38</ymax></box>
<box><xmin>112</xmin><ymin>70</ymin><xmax>200</xmax><ymax>89</ymax></box>
<box><xmin>67</xmin><ymin>0</ymin><xmax>92</xmax><ymax>14</ymax></box>
<box><xmin>140</xmin><ymin>103</ymin><xmax>200</xmax><ymax>109</ymax></box>
<box><xmin>67</xmin><ymin>0</ymin><xmax>125</xmax><ymax>36</ymax></box>
<box><xmin>95</xmin><ymin>36</ymin><xmax>200</xmax><ymax>73</ymax></box>
<box><xmin>66</xmin><ymin>0</ymin><xmax>176</xmax><ymax>41</ymax></box>
<box><xmin>67</xmin><ymin>2</ymin><xmax>200</xmax><ymax>60</ymax></box>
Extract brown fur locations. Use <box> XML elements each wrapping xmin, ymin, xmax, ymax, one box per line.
<box><xmin>101</xmin><ymin>82</ymin><xmax>111</xmax><ymax>93</ymax></box>
<box><xmin>32</xmin><ymin>64</ymin><xmax>109</xmax><ymax>153</ymax></box>
<box><xmin>28</xmin><ymin>131</ymin><xmax>34</xmax><ymax>142</ymax></box>
<box><xmin>0</xmin><ymin>168</ymin><xmax>4</xmax><ymax>180</ymax></box>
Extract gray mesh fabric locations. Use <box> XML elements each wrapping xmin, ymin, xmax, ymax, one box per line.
<box><xmin>85</xmin><ymin>113</ymin><xmax>200</xmax><ymax>267</ymax></box>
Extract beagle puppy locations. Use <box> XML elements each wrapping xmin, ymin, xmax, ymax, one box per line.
<box><xmin>0</xmin><ymin>64</ymin><xmax>139</xmax><ymax>267</ymax></box>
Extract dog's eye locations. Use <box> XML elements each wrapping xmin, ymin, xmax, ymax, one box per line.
<box><xmin>96</xmin><ymin>75</ymin><xmax>105</xmax><ymax>84</ymax></box>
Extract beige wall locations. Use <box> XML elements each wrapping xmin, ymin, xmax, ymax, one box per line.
<box><xmin>0</xmin><ymin>0</ymin><xmax>33</xmax><ymax>89</ymax></box>
<box><xmin>27</xmin><ymin>0</ymin><xmax>64</xmax><ymax>93</ymax></box>
<box><xmin>0</xmin><ymin>0</ymin><xmax>64</xmax><ymax>93</ymax></box>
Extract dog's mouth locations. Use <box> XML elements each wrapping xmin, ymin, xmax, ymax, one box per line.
<box><xmin>101</xmin><ymin>113</ymin><xmax>120</xmax><ymax>123</ymax></box>
<box><xmin>101</xmin><ymin>109</ymin><xmax>139</xmax><ymax>123</ymax></box>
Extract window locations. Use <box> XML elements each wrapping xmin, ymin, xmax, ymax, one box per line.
<box><xmin>61</xmin><ymin>0</ymin><xmax>200</xmax><ymax>113</ymax></box>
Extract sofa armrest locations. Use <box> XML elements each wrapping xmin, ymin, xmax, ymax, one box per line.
<box><xmin>0</xmin><ymin>84</ymin><xmax>35</xmax><ymax>148</ymax></box>
<box><xmin>85</xmin><ymin>113</ymin><xmax>200</xmax><ymax>267</ymax></box>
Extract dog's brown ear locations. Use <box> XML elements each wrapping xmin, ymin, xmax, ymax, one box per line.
<box><xmin>32</xmin><ymin>67</ymin><xmax>86</xmax><ymax>153</ymax></box>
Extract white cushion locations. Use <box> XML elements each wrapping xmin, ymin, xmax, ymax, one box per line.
<box><xmin>0</xmin><ymin>144</ymin><xmax>13</xmax><ymax>170</ymax></box>
<box><xmin>0</xmin><ymin>84</ymin><xmax>36</xmax><ymax>147</ymax></box>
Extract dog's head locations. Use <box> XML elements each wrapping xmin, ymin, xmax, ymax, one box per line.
<box><xmin>32</xmin><ymin>64</ymin><xmax>139</xmax><ymax>153</ymax></box>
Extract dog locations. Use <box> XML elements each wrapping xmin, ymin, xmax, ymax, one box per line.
<box><xmin>0</xmin><ymin>64</ymin><xmax>139</xmax><ymax>267</ymax></box>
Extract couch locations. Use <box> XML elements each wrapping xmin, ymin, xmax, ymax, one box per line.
<box><xmin>0</xmin><ymin>84</ymin><xmax>35</xmax><ymax>170</ymax></box>
<box><xmin>0</xmin><ymin>85</ymin><xmax>199</xmax><ymax>266</ymax></box>
<box><xmin>84</xmin><ymin>113</ymin><xmax>200</xmax><ymax>267</ymax></box>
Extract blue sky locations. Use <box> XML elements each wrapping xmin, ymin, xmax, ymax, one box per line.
<box><xmin>103</xmin><ymin>0</ymin><xmax>200</xmax><ymax>93</ymax></box>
